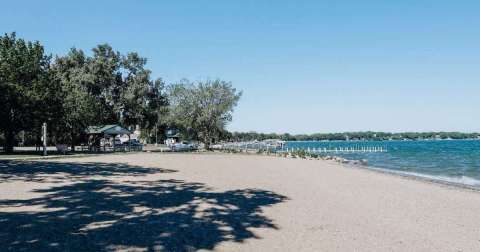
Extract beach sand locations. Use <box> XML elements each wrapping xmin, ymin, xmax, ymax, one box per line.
<box><xmin>1</xmin><ymin>152</ymin><xmax>480</xmax><ymax>251</ymax></box>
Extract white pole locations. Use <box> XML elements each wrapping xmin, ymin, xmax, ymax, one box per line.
<box><xmin>42</xmin><ymin>122</ymin><xmax>47</xmax><ymax>156</ymax></box>
<box><xmin>155</xmin><ymin>123</ymin><xmax>158</xmax><ymax>146</ymax></box>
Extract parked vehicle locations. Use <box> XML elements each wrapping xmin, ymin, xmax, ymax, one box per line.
<box><xmin>123</xmin><ymin>139</ymin><xmax>143</xmax><ymax>146</ymax></box>
<box><xmin>114</xmin><ymin>138</ymin><xmax>122</xmax><ymax>146</ymax></box>
<box><xmin>171</xmin><ymin>142</ymin><xmax>197</xmax><ymax>151</ymax></box>
<box><xmin>121</xmin><ymin>139</ymin><xmax>142</xmax><ymax>151</ymax></box>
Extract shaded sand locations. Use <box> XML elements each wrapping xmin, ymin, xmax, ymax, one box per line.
<box><xmin>1</xmin><ymin>153</ymin><xmax>480</xmax><ymax>251</ymax></box>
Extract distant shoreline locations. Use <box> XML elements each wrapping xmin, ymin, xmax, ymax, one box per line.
<box><xmin>285</xmin><ymin>138</ymin><xmax>480</xmax><ymax>142</ymax></box>
<box><xmin>230</xmin><ymin>131</ymin><xmax>480</xmax><ymax>142</ymax></box>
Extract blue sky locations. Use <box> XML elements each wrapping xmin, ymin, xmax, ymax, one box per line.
<box><xmin>2</xmin><ymin>1</ymin><xmax>480</xmax><ymax>133</ymax></box>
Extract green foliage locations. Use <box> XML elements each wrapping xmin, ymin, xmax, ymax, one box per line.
<box><xmin>292</xmin><ymin>149</ymin><xmax>307</xmax><ymax>159</ymax></box>
<box><xmin>1</xmin><ymin>32</ymin><xmax>242</xmax><ymax>151</ymax></box>
<box><xmin>0</xmin><ymin>33</ymin><xmax>172</xmax><ymax>151</ymax></box>
<box><xmin>167</xmin><ymin>79</ymin><xmax>242</xmax><ymax>149</ymax></box>
<box><xmin>50</xmin><ymin>45</ymin><xmax>169</xmax><ymax>147</ymax></box>
<box><xmin>141</xmin><ymin>78</ymin><xmax>169</xmax><ymax>143</ymax></box>
<box><xmin>0</xmin><ymin>32</ymin><xmax>51</xmax><ymax>152</ymax></box>
<box><xmin>50</xmin><ymin>48</ymin><xmax>96</xmax><ymax>145</ymax></box>
<box><xmin>284</xmin><ymin>149</ymin><xmax>320</xmax><ymax>159</ymax></box>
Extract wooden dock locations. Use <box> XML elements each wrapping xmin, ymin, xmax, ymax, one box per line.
<box><xmin>285</xmin><ymin>146</ymin><xmax>387</xmax><ymax>153</ymax></box>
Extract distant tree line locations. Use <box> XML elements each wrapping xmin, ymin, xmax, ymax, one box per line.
<box><xmin>227</xmin><ymin>131</ymin><xmax>480</xmax><ymax>142</ymax></box>
<box><xmin>0</xmin><ymin>32</ymin><xmax>241</xmax><ymax>152</ymax></box>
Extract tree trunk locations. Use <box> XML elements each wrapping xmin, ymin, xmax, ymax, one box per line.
<box><xmin>203</xmin><ymin>135</ymin><xmax>210</xmax><ymax>151</ymax></box>
<box><xmin>70</xmin><ymin>131</ymin><xmax>76</xmax><ymax>152</ymax></box>
<box><xmin>4</xmin><ymin>130</ymin><xmax>15</xmax><ymax>154</ymax></box>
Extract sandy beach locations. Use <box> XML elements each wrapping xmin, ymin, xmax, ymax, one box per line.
<box><xmin>1</xmin><ymin>152</ymin><xmax>480</xmax><ymax>251</ymax></box>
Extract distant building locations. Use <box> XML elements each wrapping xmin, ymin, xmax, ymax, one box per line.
<box><xmin>85</xmin><ymin>124</ymin><xmax>132</xmax><ymax>151</ymax></box>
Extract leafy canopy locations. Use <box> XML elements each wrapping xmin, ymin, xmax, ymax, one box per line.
<box><xmin>168</xmin><ymin>79</ymin><xmax>241</xmax><ymax>148</ymax></box>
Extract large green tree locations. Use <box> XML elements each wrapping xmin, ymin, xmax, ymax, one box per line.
<box><xmin>50</xmin><ymin>48</ymin><xmax>97</xmax><ymax>150</ymax></box>
<box><xmin>119</xmin><ymin>52</ymin><xmax>153</xmax><ymax>127</ymax></box>
<box><xmin>168</xmin><ymin>79</ymin><xmax>241</xmax><ymax>149</ymax></box>
<box><xmin>51</xmin><ymin>45</ymin><xmax>168</xmax><ymax>148</ymax></box>
<box><xmin>141</xmin><ymin>78</ymin><xmax>169</xmax><ymax>143</ymax></box>
<box><xmin>87</xmin><ymin>44</ymin><xmax>123</xmax><ymax>123</ymax></box>
<box><xmin>0</xmin><ymin>33</ymin><xmax>51</xmax><ymax>153</ymax></box>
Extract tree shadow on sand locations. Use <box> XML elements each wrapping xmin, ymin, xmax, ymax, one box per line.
<box><xmin>0</xmin><ymin>160</ymin><xmax>174</xmax><ymax>183</ymax></box>
<box><xmin>0</xmin><ymin>161</ymin><xmax>287</xmax><ymax>251</ymax></box>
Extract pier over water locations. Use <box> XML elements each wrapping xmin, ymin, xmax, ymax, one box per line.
<box><xmin>213</xmin><ymin>140</ymin><xmax>387</xmax><ymax>154</ymax></box>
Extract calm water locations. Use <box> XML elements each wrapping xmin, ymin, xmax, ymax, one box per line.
<box><xmin>285</xmin><ymin>140</ymin><xmax>480</xmax><ymax>187</ymax></box>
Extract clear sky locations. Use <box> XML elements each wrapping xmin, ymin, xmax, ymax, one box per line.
<box><xmin>2</xmin><ymin>1</ymin><xmax>480</xmax><ymax>134</ymax></box>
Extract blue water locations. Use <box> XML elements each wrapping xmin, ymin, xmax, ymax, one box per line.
<box><xmin>285</xmin><ymin>140</ymin><xmax>480</xmax><ymax>187</ymax></box>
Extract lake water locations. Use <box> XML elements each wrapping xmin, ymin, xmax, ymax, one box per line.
<box><xmin>285</xmin><ymin>140</ymin><xmax>480</xmax><ymax>187</ymax></box>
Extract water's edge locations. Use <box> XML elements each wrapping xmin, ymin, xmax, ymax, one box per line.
<box><xmin>343</xmin><ymin>162</ymin><xmax>480</xmax><ymax>192</ymax></box>
<box><xmin>285</xmin><ymin>140</ymin><xmax>480</xmax><ymax>189</ymax></box>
